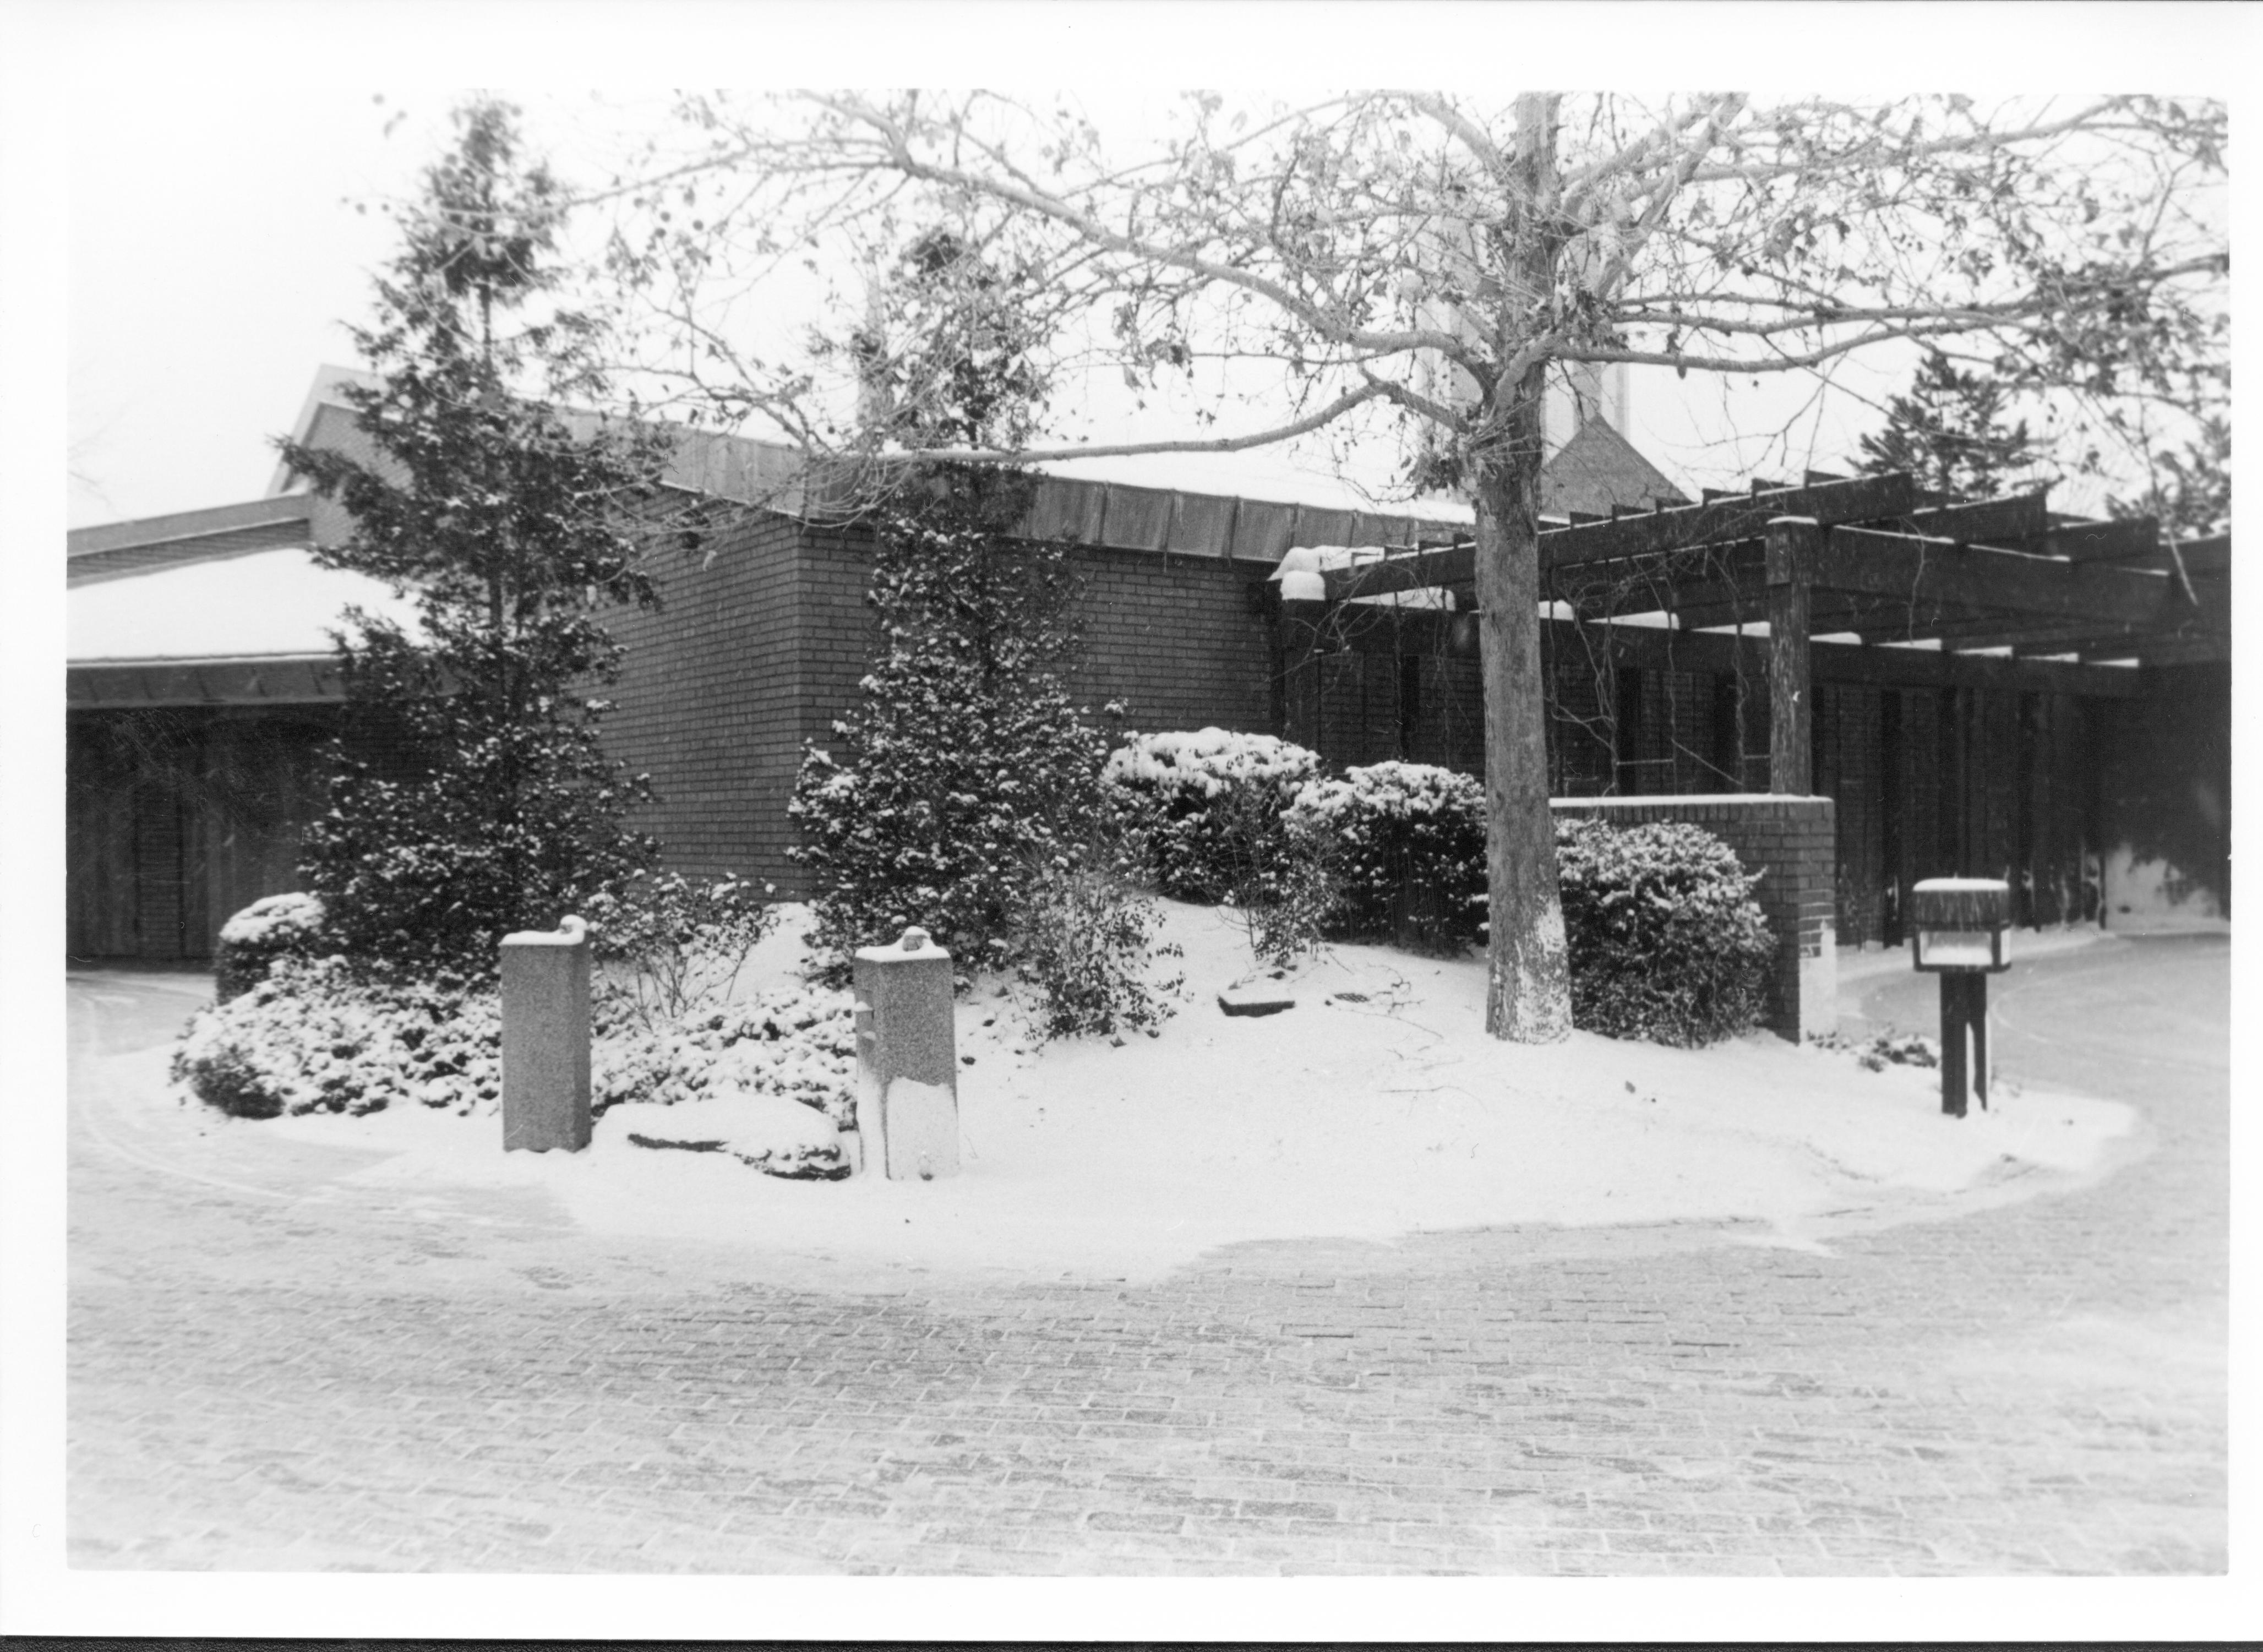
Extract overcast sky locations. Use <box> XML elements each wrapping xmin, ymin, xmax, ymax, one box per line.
<box><xmin>61</xmin><ymin>84</ymin><xmax>1868</xmax><ymax>529</ymax></box>
<box><xmin>34</xmin><ymin>6</ymin><xmax>2256</xmax><ymax>537</ymax></box>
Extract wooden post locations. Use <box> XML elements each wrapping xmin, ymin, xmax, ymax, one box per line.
<box><xmin>1766</xmin><ymin>516</ymin><xmax>1820</xmax><ymax>795</ymax></box>
<box><xmin>1938</xmin><ymin>973</ymin><xmax>1968</xmax><ymax>1119</ymax></box>
<box><xmin>1279</xmin><ymin>597</ymin><xmax>1326</xmax><ymax>753</ymax></box>
<box><xmin>1969</xmin><ymin>973</ymin><xmax>1989</xmax><ymax>1110</ymax></box>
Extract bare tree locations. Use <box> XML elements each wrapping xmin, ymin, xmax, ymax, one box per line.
<box><xmin>606</xmin><ymin>91</ymin><xmax>2226</xmax><ymax>1042</ymax></box>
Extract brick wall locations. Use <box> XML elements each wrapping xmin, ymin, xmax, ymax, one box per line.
<box><xmin>1549</xmin><ymin>794</ymin><xmax>1838</xmax><ymax>1042</ymax></box>
<box><xmin>689</xmin><ymin>528</ymin><xmax>1285</xmax><ymax>897</ymax></box>
<box><xmin>602</xmin><ymin>510</ymin><xmax>806</xmax><ymax>889</ymax></box>
<box><xmin>1064</xmin><ymin>547</ymin><xmax>1277</xmax><ymax>735</ymax></box>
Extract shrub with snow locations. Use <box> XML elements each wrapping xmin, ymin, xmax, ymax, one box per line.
<box><xmin>174</xmin><ymin>956</ymin><xmax>501</xmax><ymax>1119</ymax></box>
<box><xmin>175</xmin><ymin>957</ymin><xmax>859</xmax><ymax>1147</ymax></box>
<box><xmin>1553</xmin><ymin>818</ymin><xmax>1774</xmax><ymax>1046</ymax></box>
<box><xmin>582</xmin><ymin>870</ymin><xmax>777</xmax><ymax>1028</ymax></box>
<box><xmin>591</xmin><ymin>984</ymin><xmax>858</xmax><ymax>1124</ymax></box>
<box><xmin>1288</xmin><ymin>761</ymin><xmax>1488</xmax><ymax>953</ymax></box>
<box><xmin>1101</xmin><ymin>728</ymin><xmax>1323</xmax><ymax>903</ymax></box>
<box><xmin>1010</xmin><ymin>860</ymin><xmax>1183</xmax><ymax>1039</ymax></box>
<box><xmin>214</xmin><ymin>892</ymin><xmax>329</xmax><ymax>1002</ymax></box>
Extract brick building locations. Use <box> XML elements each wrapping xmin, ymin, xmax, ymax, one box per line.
<box><xmin>68</xmin><ymin>373</ymin><xmax>2230</xmax><ymax>1038</ymax></box>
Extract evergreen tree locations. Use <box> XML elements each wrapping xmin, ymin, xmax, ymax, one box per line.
<box><xmin>789</xmin><ymin>230</ymin><xmax>1108</xmax><ymax>975</ymax></box>
<box><xmin>279</xmin><ymin>99</ymin><xmax>675</xmax><ymax>974</ymax></box>
<box><xmin>2111</xmin><ymin>413</ymin><xmax>2230</xmax><ymax>542</ymax></box>
<box><xmin>790</xmin><ymin>466</ymin><xmax>1108</xmax><ymax>973</ymax></box>
<box><xmin>1857</xmin><ymin>351</ymin><xmax>2049</xmax><ymax>498</ymax></box>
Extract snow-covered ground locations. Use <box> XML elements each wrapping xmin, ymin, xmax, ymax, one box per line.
<box><xmin>186</xmin><ymin>901</ymin><xmax>2138</xmax><ymax>1288</ymax></box>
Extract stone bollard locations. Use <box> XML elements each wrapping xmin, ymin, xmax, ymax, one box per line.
<box><xmin>852</xmin><ymin>925</ymin><xmax>960</xmax><ymax>1181</ymax></box>
<box><xmin>501</xmin><ymin>914</ymin><xmax>592</xmax><ymax>1152</ymax></box>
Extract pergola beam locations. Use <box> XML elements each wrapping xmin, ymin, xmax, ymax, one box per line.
<box><xmin>1296</xmin><ymin>602</ymin><xmax>2144</xmax><ymax>696</ymax></box>
<box><xmin>2086</xmin><ymin>635</ymin><xmax>2232</xmax><ymax>667</ymax></box>
<box><xmin>1819</xmin><ymin>526</ymin><xmax>2178</xmax><ymax>627</ymax></box>
<box><xmin>1322</xmin><ymin>471</ymin><xmax>1927</xmax><ymax>603</ymax></box>
<box><xmin>1545</xmin><ymin>472</ymin><xmax>1923</xmax><ymax>573</ymax></box>
<box><xmin>2036</xmin><ymin>516</ymin><xmax>2164</xmax><ymax>563</ymax></box>
<box><xmin>1901</xmin><ymin>489</ymin><xmax>2054</xmax><ymax>547</ymax></box>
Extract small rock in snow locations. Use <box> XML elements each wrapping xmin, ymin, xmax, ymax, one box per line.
<box><xmin>961</xmin><ymin>1055</ymin><xmax>976</xmax><ymax>1066</ymax></box>
<box><xmin>1218</xmin><ymin>985</ymin><xmax>1296</xmax><ymax>1018</ymax></box>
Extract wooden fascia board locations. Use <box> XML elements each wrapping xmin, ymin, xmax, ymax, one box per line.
<box><xmin>65</xmin><ymin>495</ymin><xmax>314</xmax><ymax>559</ymax></box>
<box><xmin>66</xmin><ymin>655</ymin><xmax>347</xmax><ymax>707</ymax></box>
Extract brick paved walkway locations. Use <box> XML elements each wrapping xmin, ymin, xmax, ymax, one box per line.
<box><xmin>67</xmin><ymin>937</ymin><xmax>2227</xmax><ymax>1574</ymax></box>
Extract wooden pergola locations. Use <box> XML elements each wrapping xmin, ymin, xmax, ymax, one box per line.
<box><xmin>1284</xmin><ymin>470</ymin><xmax>2230</xmax><ymax>794</ymax></box>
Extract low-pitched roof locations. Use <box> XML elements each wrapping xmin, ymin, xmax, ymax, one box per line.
<box><xmin>69</xmin><ymin>369</ymin><xmax>1701</xmax><ymax>689</ymax></box>
<box><xmin>69</xmin><ymin>547</ymin><xmax>422</xmax><ymax>665</ymax></box>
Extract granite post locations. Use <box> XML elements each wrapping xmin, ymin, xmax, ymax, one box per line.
<box><xmin>852</xmin><ymin>926</ymin><xmax>960</xmax><ymax>1181</ymax></box>
<box><xmin>501</xmin><ymin>914</ymin><xmax>592</xmax><ymax>1153</ymax></box>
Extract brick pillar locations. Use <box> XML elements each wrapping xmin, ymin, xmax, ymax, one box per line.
<box><xmin>501</xmin><ymin>915</ymin><xmax>592</xmax><ymax>1153</ymax></box>
<box><xmin>853</xmin><ymin>926</ymin><xmax>961</xmax><ymax>1181</ymax></box>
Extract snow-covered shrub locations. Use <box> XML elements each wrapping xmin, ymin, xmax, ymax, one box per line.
<box><xmin>1010</xmin><ymin>860</ymin><xmax>1183</xmax><ymax>1039</ymax></box>
<box><xmin>176</xmin><ymin>961</ymin><xmax>856</xmax><ymax>1129</ymax></box>
<box><xmin>173</xmin><ymin>956</ymin><xmax>501</xmax><ymax>1118</ymax></box>
<box><xmin>214</xmin><ymin>892</ymin><xmax>329</xmax><ymax>1002</ymax></box>
<box><xmin>1101</xmin><ymin>728</ymin><xmax>1323</xmax><ymax>903</ymax></box>
<box><xmin>591</xmin><ymin>984</ymin><xmax>858</xmax><ymax>1125</ymax></box>
<box><xmin>789</xmin><ymin>464</ymin><xmax>1111</xmax><ymax>982</ymax></box>
<box><xmin>1553</xmin><ymin>818</ymin><xmax>1774</xmax><ymax>1046</ymax></box>
<box><xmin>1287</xmin><ymin>761</ymin><xmax>1487</xmax><ymax>953</ymax></box>
<box><xmin>582</xmin><ymin>870</ymin><xmax>776</xmax><ymax>1028</ymax></box>
<box><xmin>1231</xmin><ymin>795</ymin><xmax>1342</xmax><ymax>967</ymax></box>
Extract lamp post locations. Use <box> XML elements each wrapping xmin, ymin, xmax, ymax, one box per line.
<box><xmin>1907</xmin><ymin>877</ymin><xmax>2013</xmax><ymax>1117</ymax></box>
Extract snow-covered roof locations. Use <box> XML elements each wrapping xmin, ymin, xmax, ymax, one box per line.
<box><xmin>67</xmin><ymin>547</ymin><xmax>423</xmax><ymax>663</ymax></box>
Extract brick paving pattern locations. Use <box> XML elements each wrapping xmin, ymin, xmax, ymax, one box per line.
<box><xmin>67</xmin><ymin>939</ymin><xmax>2226</xmax><ymax>1573</ymax></box>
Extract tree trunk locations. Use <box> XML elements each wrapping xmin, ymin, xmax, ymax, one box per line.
<box><xmin>1472</xmin><ymin>90</ymin><xmax>1573</xmax><ymax>1044</ymax></box>
<box><xmin>1473</xmin><ymin>449</ymin><xmax>1572</xmax><ymax>1043</ymax></box>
